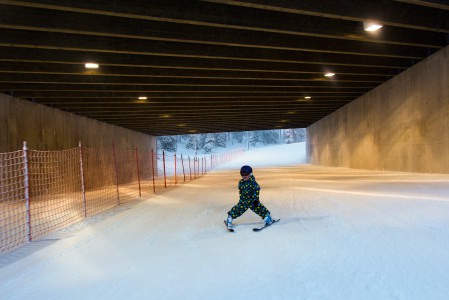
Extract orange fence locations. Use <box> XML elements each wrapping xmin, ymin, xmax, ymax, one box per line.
<box><xmin>0</xmin><ymin>142</ymin><xmax>244</xmax><ymax>252</ymax></box>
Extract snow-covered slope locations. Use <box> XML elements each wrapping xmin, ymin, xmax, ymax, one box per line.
<box><xmin>1</xmin><ymin>143</ymin><xmax>449</xmax><ymax>300</ymax></box>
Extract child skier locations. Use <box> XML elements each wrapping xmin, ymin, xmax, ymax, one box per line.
<box><xmin>226</xmin><ymin>165</ymin><xmax>274</xmax><ymax>230</ymax></box>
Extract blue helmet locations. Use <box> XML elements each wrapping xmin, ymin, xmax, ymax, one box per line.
<box><xmin>240</xmin><ymin>165</ymin><xmax>253</xmax><ymax>176</ymax></box>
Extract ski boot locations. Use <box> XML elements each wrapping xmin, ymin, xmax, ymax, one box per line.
<box><xmin>264</xmin><ymin>214</ymin><xmax>273</xmax><ymax>225</ymax></box>
<box><xmin>226</xmin><ymin>215</ymin><xmax>233</xmax><ymax>230</ymax></box>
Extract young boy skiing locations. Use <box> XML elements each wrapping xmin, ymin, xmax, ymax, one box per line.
<box><xmin>226</xmin><ymin>165</ymin><xmax>274</xmax><ymax>230</ymax></box>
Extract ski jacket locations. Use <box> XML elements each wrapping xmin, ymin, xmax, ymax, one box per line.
<box><xmin>238</xmin><ymin>175</ymin><xmax>260</xmax><ymax>204</ymax></box>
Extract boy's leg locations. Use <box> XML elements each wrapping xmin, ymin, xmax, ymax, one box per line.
<box><xmin>228</xmin><ymin>200</ymin><xmax>251</xmax><ymax>219</ymax></box>
<box><xmin>250</xmin><ymin>202</ymin><xmax>270</xmax><ymax>219</ymax></box>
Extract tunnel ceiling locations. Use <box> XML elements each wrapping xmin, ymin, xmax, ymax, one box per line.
<box><xmin>1</xmin><ymin>0</ymin><xmax>448</xmax><ymax>136</ymax></box>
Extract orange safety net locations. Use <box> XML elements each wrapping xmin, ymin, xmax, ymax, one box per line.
<box><xmin>0</xmin><ymin>150</ymin><xmax>28</xmax><ymax>252</ymax></box>
<box><xmin>0</xmin><ymin>144</ymin><xmax>244</xmax><ymax>252</ymax></box>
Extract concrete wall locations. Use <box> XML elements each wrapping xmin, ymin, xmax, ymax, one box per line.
<box><xmin>0</xmin><ymin>94</ymin><xmax>156</xmax><ymax>152</ymax></box>
<box><xmin>307</xmin><ymin>45</ymin><xmax>449</xmax><ymax>174</ymax></box>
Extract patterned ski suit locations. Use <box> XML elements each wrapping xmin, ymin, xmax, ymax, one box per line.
<box><xmin>228</xmin><ymin>175</ymin><xmax>270</xmax><ymax>219</ymax></box>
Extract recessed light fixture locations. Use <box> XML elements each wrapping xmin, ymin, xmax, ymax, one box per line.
<box><xmin>364</xmin><ymin>22</ymin><xmax>383</xmax><ymax>32</ymax></box>
<box><xmin>85</xmin><ymin>63</ymin><xmax>99</xmax><ymax>69</ymax></box>
<box><xmin>325</xmin><ymin>72</ymin><xmax>335</xmax><ymax>77</ymax></box>
<box><xmin>305</xmin><ymin>96</ymin><xmax>311</xmax><ymax>99</ymax></box>
<box><xmin>138</xmin><ymin>97</ymin><xmax>147</xmax><ymax>100</ymax></box>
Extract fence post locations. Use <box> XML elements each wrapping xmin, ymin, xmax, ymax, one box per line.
<box><xmin>163</xmin><ymin>150</ymin><xmax>167</xmax><ymax>188</ymax></box>
<box><xmin>78</xmin><ymin>141</ymin><xmax>87</xmax><ymax>218</ymax></box>
<box><xmin>22</xmin><ymin>141</ymin><xmax>32</xmax><ymax>242</ymax></box>
<box><xmin>194</xmin><ymin>156</ymin><xmax>197</xmax><ymax>179</ymax></box>
<box><xmin>112</xmin><ymin>141</ymin><xmax>120</xmax><ymax>205</ymax></box>
<box><xmin>181</xmin><ymin>154</ymin><xmax>186</xmax><ymax>182</ymax></box>
<box><xmin>188</xmin><ymin>156</ymin><xmax>192</xmax><ymax>180</ymax></box>
<box><xmin>174</xmin><ymin>153</ymin><xmax>177</xmax><ymax>184</ymax></box>
<box><xmin>151</xmin><ymin>149</ymin><xmax>156</xmax><ymax>193</ymax></box>
<box><xmin>135</xmin><ymin>147</ymin><xmax>141</xmax><ymax>197</ymax></box>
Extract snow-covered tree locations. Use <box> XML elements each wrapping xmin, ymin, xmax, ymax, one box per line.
<box><xmin>232</xmin><ymin>131</ymin><xmax>244</xmax><ymax>143</ymax></box>
<box><xmin>181</xmin><ymin>134</ymin><xmax>190</xmax><ymax>143</ymax></box>
<box><xmin>203</xmin><ymin>133</ymin><xmax>215</xmax><ymax>153</ymax></box>
<box><xmin>185</xmin><ymin>134</ymin><xmax>200</xmax><ymax>151</ymax></box>
<box><xmin>283</xmin><ymin>129</ymin><xmax>294</xmax><ymax>144</ymax></box>
<box><xmin>261</xmin><ymin>130</ymin><xmax>278</xmax><ymax>145</ymax></box>
<box><xmin>158</xmin><ymin>136</ymin><xmax>177</xmax><ymax>152</ymax></box>
<box><xmin>198</xmin><ymin>134</ymin><xmax>207</xmax><ymax>150</ymax></box>
<box><xmin>248</xmin><ymin>131</ymin><xmax>260</xmax><ymax>146</ymax></box>
<box><xmin>214</xmin><ymin>132</ymin><xmax>227</xmax><ymax>148</ymax></box>
<box><xmin>294</xmin><ymin>128</ymin><xmax>306</xmax><ymax>142</ymax></box>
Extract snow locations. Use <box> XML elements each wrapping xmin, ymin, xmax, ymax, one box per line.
<box><xmin>2</xmin><ymin>142</ymin><xmax>449</xmax><ymax>299</ymax></box>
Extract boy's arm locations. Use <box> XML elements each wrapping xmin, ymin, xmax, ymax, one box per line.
<box><xmin>250</xmin><ymin>181</ymin><xmax>260</xmax><ymax>203</ymax></box>
<box><xmin>238</xmin><ymin>181</ymin><xmax>244</xmax><ymax>202</ymax></box>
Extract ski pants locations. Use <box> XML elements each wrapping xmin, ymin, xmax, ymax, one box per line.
<box><xmin>228</xmin><ymin>199</ymin><xmax>270</xmax><ymax>219</ymax></box>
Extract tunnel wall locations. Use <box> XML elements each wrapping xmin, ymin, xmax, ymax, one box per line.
<box><xmin>307</xmin><ymin>45</ymin><xmax>449</xmax><ymax>173</ymax></box>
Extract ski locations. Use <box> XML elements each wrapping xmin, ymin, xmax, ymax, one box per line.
<box><xmin>223</xmin><ymin>220</ymin><xmax>234</xmax><ymax>232</ymax></box>
<box><xmin>253</xmin><ymin>219</ymin><xmax>280</xmax><ymax>232</ymax></box>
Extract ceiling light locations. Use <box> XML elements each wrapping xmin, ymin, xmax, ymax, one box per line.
<box><xmin>324</xmin><ymin>72</ymin><xmax>335</xmax><ymax>77</ymax></box>
<box><xmin>138</xmin><ymin>97</ymin><xmax>147</xmax><ymax>100</ymax></box>
<box><xmin>305</xmin><ymin>96</ymin><xmax>311</xmax><ymax>99</ymax></box>
<box><xmin>364</xmin><ymin>22</ymin><xmax>383</xmax><ymax>32</ymax></box>
<box><xmin>85</xmin><ymin>63</ymin><xmax>99</xmax><ymax>69</ymax></box>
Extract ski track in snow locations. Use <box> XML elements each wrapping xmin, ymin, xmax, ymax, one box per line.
<box><xmin>1</xmin><ymin>143</ymin><xmax>449</xmax><ymax>299</ymax></box>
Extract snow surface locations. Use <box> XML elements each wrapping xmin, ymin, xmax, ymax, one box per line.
<box><xmin>2</xmin><ymin>142</ymin><xmax>449</xmax><ymax>300</ymax></box>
